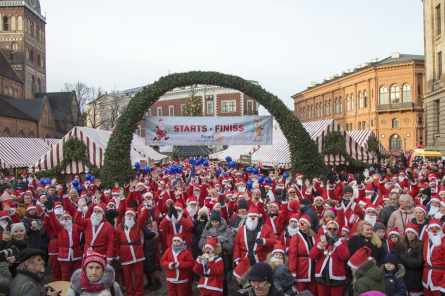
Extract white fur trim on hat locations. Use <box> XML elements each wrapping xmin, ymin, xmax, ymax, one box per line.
<box><xmin>404</xmin><ymin>227</ymin><xmax>419</xmax><ymax>237</ymax></box>
<box><xmin>54</xmin><ymin>208</ymin><xmax>63</xmax><ymax>216</ymax></box>
<box><xmin>26</xmin><ymin>205</ymin><xmax>37</xmax><ymax>212</ymax></box>
<box><xmin>428</xmin><ymin>223</ymin><xmax>442</xmax><ymax>230</ymax></box>
<box><xmin>247</xmin><ymin>213</ymin><xmax>260</xmax><ymax>217</ymax></box>
<box><xmin>299</xmin><ymin>217</ymin><xmax>311</xmax><ymax>226</ymax></box>
<box><xmin>314</xmin><ymin>196</ymin><xmax>324</xmax><ymax>202</ymax></box>
<box><xmin>172</xmin><ymin>236</ymin><xmax>185</xmax><ymax>244</ymax></box>
<box><xmin>125</xmin><ymin>209</ymin><xmax>136</xmax><ymax>216</ymax></box>
<box><xmin>272</xmin><ymin>248</ymin><xmax>285</xmax><ymax>255</ymax></box>
<box><xmin>205</xmin><ymin>244</ymin><xmax>215</xmax><ymax>251</ymax></box>
<box><xmin>93</xmin><ymin>205</ymin><xmax>104</xmax><ymax>214</ymax></box>
<box><xmin>415</xmin><ymin>206</ymin><xmax>427</xmax><ymax>215</ymax></box>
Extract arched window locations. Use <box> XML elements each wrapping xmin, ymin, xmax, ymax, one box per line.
<box><xmin>371</xmin><ymin>119</ymin><xmax>374</xmax><ymax>127</ymax></box>
<box><xmin>18</xmin><ymin>130</ymin><xmax>24</xmax><ymax>137</ymax></box>
<box><xmin>30</xmin><ymin>22</ymin><xmax>34</xmax><ymax>37</ymax></box>
<box><xmin>346</xmin><ymin>123</ymin><xmax>349</xmax><ymax>131</ymax></box>
<box><xmin>359</xmin><ymin>92</ymin><xmax>363</xmax><ymax>109</ymax></box>
<box><xmin>364</xmin><ymin>91</ymin><xmax>368</xmax><ymax>108</ymax></box>
<box><xmin>37</xmin><ymin>55</ymin><xmax>41</xmax><ymax>67</ymax></box>
<box><xmin>379</xmin><ymin>86</ymin><xmax>388</xmax><ymax>104</ymax></box>
<box><xmin>390</xmin><ymin>134</ymin><xmax>402</xmax><ymax>151</ymax></box>
<box><xmin>358</xmin><ymin>122</ymin><xmax>361</xmax><ymax>130</ymax></box>
<box><xmin>30</xmin><ymin>50</ymin><xmax>34</xmax><ymax>62</ymax></box>
<box><xmin>28</xmin><ymin>132</ymin><xmax>34</xmax><ymax>138</ymax></box>
<box><xmin>26</xmin><ymin>47</ymin><xmax>29</xmax><ymax>59</ymax></box>
<box><xmin>2</xmin><ymin>128</ymin><xmax>10</xmax><ymax>137</ymax></box>
<box><xmin>41</xmin><ymin>57</ymin><xmax>44</xmax><ymax>67</ymax></box>
<box><xmin>325</xmin><ymin>101</ymin><xmax>329</xmax><ymax>115</ymax></box>
<box><xmin>37</xmin><ymin>78</ymin><xmax>41</xmax><ymax>93</ymax></box>
<box><xmin>3</xmin><ymin>16</ymin><xmax>8</xmax><ymax>31</ymax></box>
<box><xmin>10</xmin><ymin>16</ymin><xmax>16</xmax><ymax>31</ymax></box>
<box><xmin>316</xmin><ymin>104</ymin><xmax>319</xmax><ymax>117</ymax></box>
<box><xmin>390</xmin><ymin>84</ymin><xmax>400</xmax><ymax>104</ymax></box>
<box><xmin>392</xmin><ymin>118</ymin><xmax>399</xmax><ymax>128</ymax></box>
<box><xmin>350</xmin><ymin>123</ymin><xmax>353</xmax><ymax>130</ymax></box>
<box><xmin>303</xmin><ymin>107</ymin><xmax>305</xmax><ymax>120</ymax></box>
<box><xmin>402</xmin><ymin>83</ymin><xmax>411</xmax><ymax>102</ymax></box>
<box><xmin>351</xmin><ymin>94</ymin><xmax>354</xmax><ymax>110</ymax></box>
<box><xmin>363</xmin><ymin>121</ymin><xmax>366</xmax><ymax>129</ymax></box>
<box><xmin>347</xmin><ymin>96</ymin><xmax>350</xmax><ymax>111</ymax></box>
<box><xmin>334</xmin><ymin>98</ymin><xmax>338</xmax><ymax>113</ymax></box>
<box><xmin>31</xmin><ymin>76</ymin><xmax>36</xmax><ymax>96</ymax></box>
<box><xmin>329</xmin><ymin>100</ymin><xmax>332</xmax><ymax>115</ymax></box>
<box><xmin>339</xmin><ymin>97</ymin><xmax>343</xmax><ymax>112</ymax></box>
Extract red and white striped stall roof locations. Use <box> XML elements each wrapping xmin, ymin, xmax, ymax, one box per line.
<box><xmin>0</xmin><ymin>138</ymin><xmax>51</xmax><ymax>169</ymax></box>
<box><xmin>251</xmin><ymin>125</ymin><xmax>291</xmax><ymax>169</ymax></box>
<box><xmin>347</xmin><ymin>130</ymin><xmax>389</xmax><ymax>155</ymax></box>
<box><xmin>44</xmin><ymin>138</ymin><xmax>60</xmax><ymax>148</ymax></box>
<box><xmin>31</xmin><ymin>127</ymin><xmax>167</xmax><ymax>174</ymax></box>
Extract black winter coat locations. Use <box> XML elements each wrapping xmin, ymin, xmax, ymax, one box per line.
<box><xmin>300</xmin><ymin>204</ymin><xmax>319</xmax><ymax>232</ymax></box>
<box><xmin>191</xmin><ymin>218</ymin><xmax>207</xmax><ymax>259</ymax></box>
<box><xmin>142</xmin><ymin>225</ymin><xmax>157</xmax><ymax>273</ymax></box>
<box><xmin>394</xmin><ymin>242</ymin><xmax>424</xmax><ymax>291</ymax></box>
<box><xmin>347</xmin><ymin>234</ymin><xmax>386</xmax><ymax>266</ymax></box>
<box><xmin>383</xmin><ymin>265</ymin><xmax>407</xmax><ymax>296</ymax></box>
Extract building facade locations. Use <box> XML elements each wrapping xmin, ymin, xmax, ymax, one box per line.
<box><xmin>423</xmin><ymin>0</ymin><xmax>445</xmax><ymax>154</ymax></box>
<box><xmin>86</xmin><ymin>83</ymin><xmax>260</xmax><ymax>138</ymax></box>
<box><xmin>0</xmin><ymin>0</ymin><xmax>46</xmax><ymax>98</ymax></box>
<box><xmin>292</xmin><ymin>53</ymin><xmax>425</xmax><ymax>152</ymax></box>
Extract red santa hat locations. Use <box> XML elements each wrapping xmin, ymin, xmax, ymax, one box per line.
<box><xmin>37</xmin><ymin>185</ymin><xmax>44</xmax><ymax>191</ymax></box>
<box><xmin>271</xmin><ymin>242</ymin><xmax>286</xmax><ymax>255</ymax></box>
<box><xmin>103</xmin><ymin>189</ymin><xmax>110</xmax><ymax>194</ymax></box>
<box><xmin>342</xmin><ymin>225</ymin><xmax>351</xmax><ymax>233</ymax></box>
<box><xmin>415</xmin><ymin>205</ymin><xmax>427</xmax><ymax>215</ymax></box>
<box><xmin>391</xmin><ymin>174</ymin><xmax>399</xmax><ymax>180</ymax></box>
<box><xmin>0</xmin><ymin>211</ymin><xmax>11</xmax><ymax>221</ymax></box>
<box><xmin>172</xmin><ymin>233</ymin><xmax>186</xmax><ymax>244</ymax></box>
<box><xmin>382</xmin><ymin>194</ymin><xmax>389</xmax><ymax>201</ymax></box>
<box><xmin>187</xmin><ymin>196</ymin><xmax>198</xmax><ymax>205</ymax></box>
<box><xmin>358</xmin><ymin>198</ymin><xmax>370</xmax><ymax>207</ymax></box>
<box><xmin>364</xmin><ymin>183</ymin><xmax>374</xmax><ymax>194</ymax></box>
<box><xmin>174</xmin><ymin>201</ymin><xmax>183</xmax><ymax>212</ymax></box>
<box><xmin>365</xmin><ymin>204</ymin><xmax>377</xmax><ymax>213</ymax></box>
<box><xmin>143</xmin><ymin>192</ymin><xmax>153</xmax><ymax>199</ymax></box>
<box><xmin>247</xmin><ymin>205</ymin><xmax>260</xmax><ymax>218</ymax></box>
<box><xmin>193</xmin><ymin>184</ymin><xmax>201</xmax><ymax>191</ymax></box>
<box><xmin>26</xmin><ymin>204</ymin><xmax>37</xmax><ymax>212</ymax></box>
<box><xmin>325</xmin><ymin>219</ymin><xmax>339</xmax><ymax>230</ymax></box>
<box><xmin>404</xmin><ymin>222</ymin><xmax>419</xmax><ymax>237</ymax></box>
<box><xmin>299</xmin><ymin>215</ymin><xmax>311</xmax><ymax>226</ymax></box>
<box><xmin>428</xmin><ymin>219</ymin><xmax>443</xmax><ymax>231</ymax></box>
<box><xmin>269</xmin><ymin>201</ymin><xmax>279</xmax><ymax>210</ymax></box>
<box><xmin>287</xmin><ymin>187</ymin><xmax>296</xmax><ymax>193</ymax></box>
<box><xmin>204</xmin><ymin>237</ymin><xmax>220</xmax><ymax>251</ymax></box>
<box><xmin>54</xmin><ymin>201</ymin><xmax>63</xmax><ymax>209</ymax></box>
<box><xmin>289</xmin><ymin>213</ymin><xmax>300</xmax><ymax>223</ymax></box>
<box><xmin>62</xmin><ymin>212</ymin><xmax>72</xmax><ymax>219</ymax></box>
<box><xmin>388</xmin><ymin>227</ymin><xmax>400</xmax><ymax>237</ymax></box>
<box><xmin>288</xmin><ymin>200</ymin><xmax>300</xmax><ymax>212</ymax></box>
<box><xmin>295</xmin><ymin>173</ymin><xmax>303</xmax><ymax>179</ymax></box>
<box><xmin>81</xmin><ymin>190</ymin><xmax>88</xmax><ymax>197</ymax></box>
<box><xmin>438</xmin><ymin>185</ymin><xmax>445</xmax><ymax>195</ymax></box>
<box><xmin>107</xmin><ymin>199</ymin><xmax>116</xmax><ymax>207</ymax></box>
<box><xmin>82</xmin><ymin>248</ymin><xmax>106</xmax><ymax>270</ymax></box>
<box><xmin>125</xmin><ymin>207</ymin><xmax>136</xmax><ymax>216</ymax></box>
<box><xmin>431</xmin><ymin>195</ymin><xmax>442</xmax><ymax>203</ymax></box>
<box><xmin>348</xmin><ymin>246</ymin><xmax>372</xmax><ymax>269</ymax></box>
<box><xmin>111</xmin><ymin>188</ymin><xmax>120</xmax><ymax>196</ymax></box>
<box><xmin>93</xmin><ymin>204</ymin><xmax>106</xmax><ymax>214</ymax></box>
<box><xmin>313</xmin><ymin>196</ymin><xmax>324</xmax><ymax>202</ymax></box>
<box><xmin>225</xmin><ymin>191</ymin><xmax>233</xmax><ymax>198</ymax></box>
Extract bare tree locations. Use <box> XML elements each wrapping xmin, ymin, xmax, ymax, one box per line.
<box><xmin>103</xmin><ymin>96</ymin><xmax>124</xmax><ymax>130</ymax></box>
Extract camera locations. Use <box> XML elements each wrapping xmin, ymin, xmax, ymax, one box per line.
<box><xmin>0</xmin><ymin>245</ymin><xmax>19</xmax><ymax>257</ymax></box>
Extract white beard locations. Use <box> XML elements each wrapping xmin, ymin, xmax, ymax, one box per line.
<box><xmin>399</xmin><ymin>176</ymin><xmax>405</xmax><ymax>182</ymax></box>
<box><xmin>238</xmin><ymin>186</ymin><xmax>246</xmax><ymax>192</ymax></box>
<box><xmin>364</xmin><ymin>215</ymin><xmax>377</xmax><ymax>226</ymax></box>
<box><xmin>0</xmin><ymin>221</ymin><xmax>8</xmax><ymax>229</ymax></box>
<box><xmin>91</xmin><ymin>213</ymin><xmax>103</xmax><ymax>226</ymax></box>
<box><xmin>246</xmin><ymin>217</ymin><xmax>259</xmax><ymax>231</ymax></box>
<box><xmin>187</xmin><ymin>205</ymin><xmax>198</xmax><ymax>217</ymax></box>
<box><xmin>434</xmin><ymin>212</ymin><xmax>445</xmax><ymax>220</ymax></box>
<box><xmin>79</xmin><ymin>207</ymin><xmax>88</xmax><ymax>214</ymax></box>
<box><xmin>432</xmin><ymin>188</ymin><xmax>437</xmax><ymax>194</ymax></box>
<box><xmin>270</xmin><ymin>257</ymin><xmax>283</xmax><ymax>263</ymax></box>
<box><xmin>61</xmin><ymin>220</ymin><xmax>72</xmax><ymax>232</ymax></box>
<box><xmin>429</xmin><ymin>206</ymin><xmax>440</xmax><ymax>217</ymax></box>
<box><xmin>428</xmin><ymin>231</ymin><xmax>444</xmax><ymax>247</ymax></box>
<box><xmin>125</xmin><ymin>218</ymin><xmax>135</xmax><ymax>228</ymax></box>
<box><xmin>194</xmin><ymin>192</ymin><xmax>200</xmax><ymax>198</ymax></box>
<box><xmin>288</xmin><ymin>226</ymin><xmax>299</xmax><ymax>236</ymax></box>
<box><xmin>297</xmin><ymin>179</ymin><xmax>302</xmax><ymax>186</ymax></box>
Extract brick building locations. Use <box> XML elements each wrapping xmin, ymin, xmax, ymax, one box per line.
<box><xmin>86</xmin><ymin>83</ymin><xmax>260</xmax><ymax>137</ymax></box>
<box><xmin>292</xmin><ymin>53</ymin><xmax>425</xmax><ymax>152</ymax></box>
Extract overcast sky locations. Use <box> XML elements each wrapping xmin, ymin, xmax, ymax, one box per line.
<box><xmin>43</xmin><ymin>0</ymin><xmax>424</xmax><ymax>112</ymax></box>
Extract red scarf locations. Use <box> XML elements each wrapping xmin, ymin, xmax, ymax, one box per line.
<box><xmin>80</xmin><ymin>270</ymin><xmax>104</xmax><ymax>293</ymax></box>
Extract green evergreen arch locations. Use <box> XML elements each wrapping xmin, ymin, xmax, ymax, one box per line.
<box><xmin>101</xmin><ymin>71</ymin><xmax>326</xmax><ymax>187</ymax></box>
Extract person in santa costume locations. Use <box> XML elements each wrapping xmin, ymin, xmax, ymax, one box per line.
<box><xmin>279</xmin><ymin>213</ymin><xmax>299</xmax><ymax>248</ymax></box>
<box><xmin>193</xmin><ymin>237</ymin><xmax>224</xmax><ymax>296</ymax></box>
<box><xmin>309</xmin><ymin>219</ymin><xmax>349</xmax><ymax>296</ymax></box>
<box><xmin>116</xmin><ymin>195</ymin><xmax>151</xmax><ymax>296</ymax></box>
<box><xmin>160</xmin><ymin>201</ymin><xmax>194</xmax><ymax>248</ymax></box>
<box><xmin>422</xmin><ymin>219</ymin><xmax>445</xmax><ymax>296</ymax></box>
<box><xmin>232</xmin><ymin>205</ymin><xmax>276</xmax><ymax>279</ymax></box>
<box><xmin>45</xmin><ymin>200</ymin><xmax>84</xmax><ymax>281</ymax></box>
<box><xmin>289</xmin><ymin>214</ymin><xmax>318</xmax><ymax>296</ymax></box>
<box><xmin>43</xmin><ymin>207</ymin><xmax>62</xmax><ymax>281</ymax></box>
<box><xmin>262</xmin><ymin>199</ymin><xmax>288</xmax><ymax>237</ymax></box>
<box><xmin>73</xmin><ymin>201</ymin><xmax>114</xmax><ymax>263</ymax></box>
<box><xmin>413</xmin><ymin>204</ymin><xmax>430</xmax><ymax>241</ymax></box>
<box><xmin>161</xmin><ymin>233</ymin><xmax>194</xmax><ymax>296</ymax></box>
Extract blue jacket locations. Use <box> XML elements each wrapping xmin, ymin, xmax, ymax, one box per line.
<box><xmin>383</xmin><ymin>264</ymin><xmax>407</xmax><ymax>296</ymax></box>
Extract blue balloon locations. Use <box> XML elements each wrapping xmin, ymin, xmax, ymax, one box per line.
<box><xmin>144</xmin><ymin>166</ymin><xmax>151</xmax><ymax>173</ymax></box>
<box><xmin>203</xmin><ymin>161</ymin><xmax>209</xmax><ymax>167</ymax></box>
<box><xmin>72</xmin><ymin>180</ymin><xmax>79</xmax><ymax>187</ymax></box>
<box><xmin>134</xmin><ymin>162</ymin><xmax>141</xmax><ymax>170</ymax></box>
<box><xmin>265</xmin><ymin>176</ymin><xmax>272</xmax><ymax>184</ymax></box>
<box><xmin>246</xmin><ymin>167</ymin><xmax>253</xmax><ymax>174</ymax></box>
<box><xmin>189</xmin><ymin>157</ymin><xmax>195</xmax><ymax>165</ymax></box>
<box><xmin>176</xmin><ymin>166</ymin><xmax>183</xmax><ymax>174</ymax></box>
<box><xmin>45</xmin><ymin>178</ymin><xmax>51</xmax><ymax>185</ymax></box>
<box><xmin>283</xmin><ymin>172</ymin><xmax>289</xmax><ymax>180</ymax></box>
<box><xmin>258</xmin><ymin>175</ymin><xmax>264</xmax><ymax>183</ymax></box>
<box><xmin>288</xmin><ymin>179</ymin><xmax>293</xmax><ymax>185</ymax></box>
<box><xmin>171</xmin><ymin>165</ymin><xmax>177</xmax><ymax>171</ymax></box>
<box><xmin>246</xmin><ymin>180</ymin><xmax>253</xmax><ymax>189</ymax></box>
<box><xmin>229</xmin><ymin>161</ymin><xmax>236</xmax><ymax>168</ymax></box>
<box><xmin>252</xmin><ymin>168</ymin><xmax>259</xmax><ymax>175</ymax></box>
<box><xmin>225</xmin><ymin>156</ymin><xmax>232</xmax><ymax>163</ymax></box>
<box><xmin>200</xmin><ymin>157</ymin><xmax>205</xmax><ymax>163</ymax></box>
<box><xmin>217</xmin><ymin>167</ymin><xmax>222</xmax><ymax>174</ymax></box>
<box><xmin>76</xmin><ymin>187</ymin><xmax>83</xmax><ymax>194</ymax></box>
<box><xmin>40</xmin><ymin>179</ymin><xmax>45</xmax><ymax>186</ymax></box>
<box><xmin>85</xmin><ymin>173</ymin><xmax>91</xmax><ymax>181</ymax></box>
<box><xmin>90</xmin><ymin>175</ymin><xmax>96</xmax><ymax>182</ymax></box>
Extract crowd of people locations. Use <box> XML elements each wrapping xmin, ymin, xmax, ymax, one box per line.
<box><xmin>0</xmin><ymin>151</ymin><xmax>443</xmax><ymax>296</ymax></box>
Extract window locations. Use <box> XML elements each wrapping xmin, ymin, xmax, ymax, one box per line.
<box><xmin>31</xmin><ymin>76</ymin><xmax>36</xmax><ymax>96</ymax></box>
<box><xmin>335</xmin><ymin>98</ymin><xmax>338</xmax><ymax>113</ymax></box>
<box><xmin>437</xmin><ymin>100</ymin><xmax>441</xmax><ymax>131</ymax></box>
<box><xmin>351</xmin><ymin>94</ymin><xmax>354</xmax><ymax>110</ymax></box>
<box><xmin>364</xmin><ymin>91</ymin><xmax>368</xmax><ymax>108</ymax></box>
<box><xmin>180</xmin><ymin>104</ymin><xmax>185</xmax><ymax>114</ymax></box>
<box><xmin>169</xmin><ymin>106</ymin><xmax>174</xmax><ymax>116</ymax></box>
<box><xmin>346</xmin><ymin>124</ymin><xmax>349</xmax><ymax>131</ymax></box>
<box><xmin>392</xmin><ymin>118</ymin><xmax>399</xmax><ymax>128</ymax></box>
<box><xmin>37</xmin><ymin>78</ymin><xmax>41</xmax><ymax>93</ymax></box>
<box><xmin>329</xmin><ymin>100</ymin><xmax>332</xmax><ymax>115</ymax></box>
<box><xmin>147</xmin><ymin>109</ymin><xmax>151</xmax><ymax>116</ymax></box>
<box><xmin>3</xmin><ymin>16</ymin><xmax>8</xmax><ymax>31</ymax></box>
<box><xmin>229</xmin><ymin>101</ymin><xmax>236</xmax><ymax>112</ymax></box>
<box><xmin>402</xmin><ymin>84</ymin><xmax>411</xmax><ymax>102</ymax></box>
<box><xmin>390</xmin><ymin>84</ymin><xmax>400</xmax><ymax>104</ymax></box>
<box><xmin>316</xmin><ymin>104</ymin><xmax>319</xmax><ymax>117</ymax></box>
<box><xmin>350</xmin><ymin>123</ymin><xmax>353</xmax><ymax>131</ymax></box>
<box><xmin>363</xmin><ymin>121</ymin><xmax>366</xmax><ymax>130</ymax></box>
<box><xmin>18</xmin><ymin>130</ymin><xmax>24</xmax><ymax>138</ymax></box>
<box><xmin>10</xmin><ymin>51</ymin><xmax>13</xmax><ymax>60</ymax></box>
<box><xmin>418</xmin><ymin>116</ymin><xmax>423</xmax><ymax>124</ymax></box>
<box><xmin>358</xmin><ymin>122</ymin><xmax>361</xmax><ymax>130</ymax></box>
<box><xmin>359</xmin><ymin>92</ymin><xmax>363</xmax><ymax>109</ymax></box>
<box><xmin>2</xmin><ymin>130</ymin><xmax>9</xmax><ymax>137</ymax></box>
<box><xmin>379</xmin><ymin>86</ymin><xmax>388</xmax><ymax>104</ymax></box>
<box><xmin>157</xmin><ymin>107</ymin><xmax>162</xmax><ymax>116</ymax></box>
<box><xmin>207</xmin><ymin>102</ymin><xmax>213</xmax><ymax>114</ymax></box>
<box><xmin>325</xmin><ymin>101</ymin><xmax>329</xmax><ymax>115</ymax></box>
<box><xmin>30</xmin><ymin>50</ymin><xmax>34</xmax><ymax>62</ymax></box>
<box><xmin>437</xmin><ymin>5</ymin><xmax>442</xmax><ymax>36</ymax></box>
<box><xmin>438</xmin><ymin>52</ymin><xmax>443</xmax><ymax>79</ymax></box>
<box><xmin>347</xmin><ymin>96</ymin><xmax>350</xmax><ymax>111</ymax></box>
<box><xmin>247</xmin><ymin>101</ymin><xmax>253</xmax><ymax>111</ymax></box>
<box><xmin>26</xmin><ymin>47</ymin><xmax>29</xmax><ymax>59</ymax></box>
<box><xmin>136</xmin><ymin>125</ymin><xmax>141</xmax><ymax>136</ymax></box>
<box><xmin>339</xmin><ymin>97</ymin><xmax>342</xmax><ymax>112</ymax></box>
<box><xmin>28</xmin><ymin>132</ymin><xmax>34</xmax><ymax>138</ymax></box>
<box><xmin>390</xmin><ymin>134</ymin><xmax>402</xmax><ymax>151</ymax></box>
<box><xmin>371</xmin><ymin>119</ymin><xmax>374</xmax><ymax>127</ymax></box>
<box><xmin>222</xmin><ymin>102</ymin><xmax>229</xmax><ymax>113</ymax></box>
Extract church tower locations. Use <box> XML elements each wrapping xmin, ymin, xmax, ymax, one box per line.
<box><xmin>0</xmin><ymin>0</ymin><xmax>46</xmax><ymax>98</ymax></box>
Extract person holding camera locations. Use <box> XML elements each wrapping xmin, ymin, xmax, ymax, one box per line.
<box><xmin>0</xmin><ymin>248</ymin><xmax>14</xmax><ymax>295</ymax></box>
<box><xmin>159</xmin><ymin>201</ymin><xmax>193</xmax><ymax>248</ymax></box>
<box><xmin>0</xmin><ymin>222</ymin><xmax>29</xmax><ymax>276</ymax></box>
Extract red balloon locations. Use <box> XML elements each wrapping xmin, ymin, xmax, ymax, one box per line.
<box><xmin>372</xmin><ymin>174</ymin><xmax>381</xmax><ymax>187</ymax></box>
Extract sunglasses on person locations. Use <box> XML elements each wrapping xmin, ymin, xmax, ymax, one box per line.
<box><xmin>327</xmin><ymin>227</ymin><xmax>337</xmax><ymax>231</ymax></box>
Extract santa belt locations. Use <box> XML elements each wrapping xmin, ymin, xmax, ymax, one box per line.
<box><xmin>51</xmin><ymin>238</ymin><xmax>58</xmax><ymax>241</ymax></box>
<box><xmin>59</xmin><ymin>245</ymin><xmax>80</xmax><ymax>249</ymax></box>
<box><xmin>241</xmin><ymin>249</ymin><xmax>257</xmax><ymax>255</ymax></box>
<box><xmin>297</xmin><ymin>255</ymin><xmax>309</xmax><ymax>258</ymax></box>
<box><xmin>202</xmin><ymin>274</ymin><xmax>215</xmax><ymax>278</ymax></box>
<box><xmin>90</xmin><ymin>244</ymin><xmax>105</xmax><ymax>249</ymax></box>
<box><xmin>424</xmin><ymin>265</ymin><xmax>445</xmax><ymax>270</ymax></box>
<box><xmin>121</xmin><ymin>240</ymin><xmax>141</xmax><ymax>246</ymax></box>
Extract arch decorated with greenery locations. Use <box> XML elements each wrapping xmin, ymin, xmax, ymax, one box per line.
<box><xmin>101</xmin><ymin>71</ymin><xmax>327</xmax><ymax>187</ymax></box>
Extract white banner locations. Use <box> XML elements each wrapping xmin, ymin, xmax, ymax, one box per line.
<box><xmin>145</xmin><ymin>116</ymin><xmax>273</xmax><ymax>145</ymax></box>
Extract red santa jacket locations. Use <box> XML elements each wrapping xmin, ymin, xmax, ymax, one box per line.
<box><xmin>279</xmin><ymin>226</ymin><xmax>299</xmax><ymax>248</ymax></box>
<box><xmin>74</xmin><ymin>214</ymin><xmax>115</xmax><ymax>261</ymax></box>
<box><xmin>289</xmin><ymin>231</ymin><xmax>318</xmax><ymax>282</ymax></box>
<box><xmin>233</xmin><ymin>222</ymin><xmax>276</xmax><ymax>264</ymax></box>
<box><xmin>159</xmin><ymin>213</ymin><xmax>194</xmax><ymax>248</ymax></box>
<box><xmin>193</xmin><ymin>256</ymin><xmax>224</xmax><ymax>292</ymax></box>
<box><xmin>260</xmin><ymin>200</ymin><xmax>288</xmax><ymax>236</ymax></box>
<box><xmin>309</xmin><ymin>237</ymin><xmax>350</xmax><ymax>281</ymax></box>
<box><xmin>423</xmin><ymin>234</ymin><xmax>445</xmax><ymax>291</ymax></box>
<box><xmin>116</xmin><ymin>207</ymin><xmax>150</xmax><ymax>265</ymax></box>
<box><xmin>161</xmin><ymin>246</ymin><xmax>194</xmax><ymax>283</ymax></box>
<box><xmin>48</xmin><ymin>210</ymin><xmax>84</xmax><ymax>261</ymax></box>
<box><xmin>43</xmin><ymin>214</ymin><xmax>59</xmax><ymax>256</ymax></box>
